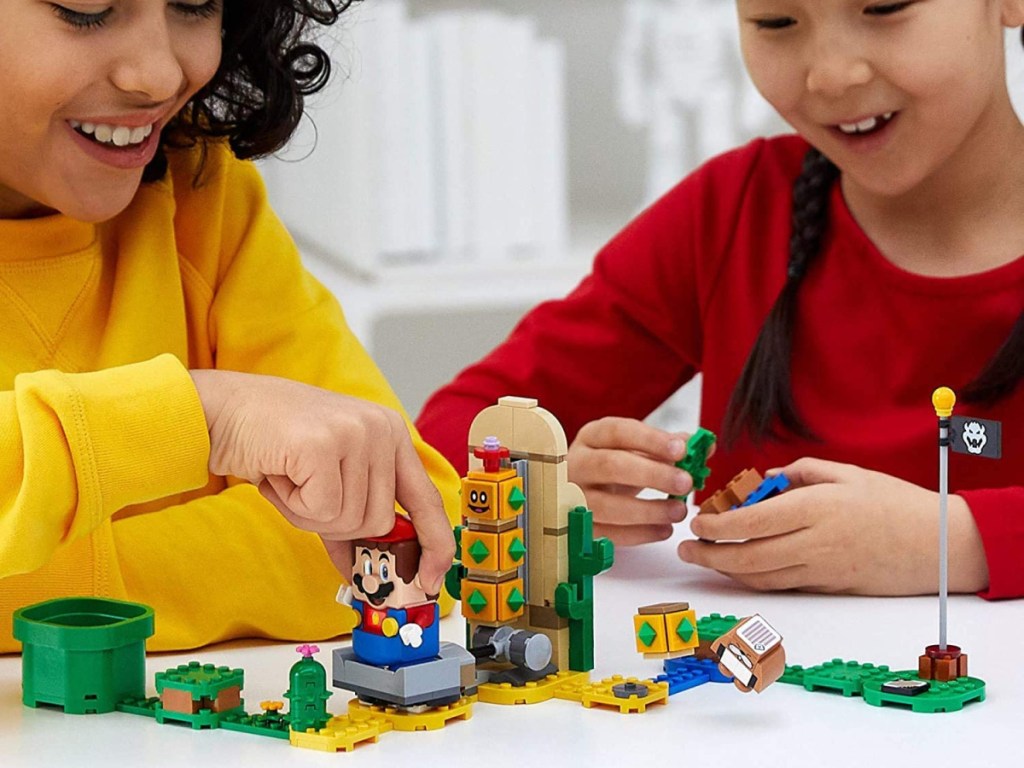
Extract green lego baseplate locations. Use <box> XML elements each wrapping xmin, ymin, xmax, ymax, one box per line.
<box><xmin>862</xmin><ymin>672</ymin><xmax>986</xmax><ymax>713</ymax></box>
<box><xmin>779</xmin><ymin>658</ymin><xmax>986</xmax><ymax>714</ymax></box>
<box><xmin>220</xmin><ymin>709</ymin><xmax>292</xmax><ymax>739</ymax></box>
<box><xmin>695</xmin><ymin>613</ymin><xmax>740</xmax><ymax>642</ymax></box>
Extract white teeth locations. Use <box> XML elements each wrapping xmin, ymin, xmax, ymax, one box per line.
<box><xmin>837</xmin><ymin>112</ymin><xmax>893</xmax><ymax>135</ymax></box>
<box><xmin>72</xmin><ymin>120</ymin><xmax>155</xmax><ymax>147</ymax></box>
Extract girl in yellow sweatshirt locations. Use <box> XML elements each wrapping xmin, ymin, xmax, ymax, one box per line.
<box><xmin>0</xmin><ymin>0</ymin><xmax>458</xmax><ymax>652</ymax></box>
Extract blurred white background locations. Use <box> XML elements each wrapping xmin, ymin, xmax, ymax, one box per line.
<box><xmin>261</xmin><ymin>0</ymin><xmax>1024</xmax><ymax>430</ymax></box>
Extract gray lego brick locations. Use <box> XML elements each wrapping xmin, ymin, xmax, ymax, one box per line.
<box><xmin>332</xmin><ymin>642</ymin><xmax>474</xmax><ymax>707</ymax></box>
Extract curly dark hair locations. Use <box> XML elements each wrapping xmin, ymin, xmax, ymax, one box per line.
<box><xmin>142</xmin><ymin>0</ymin><xmax>360</xmax><ymax>182</ymax></box>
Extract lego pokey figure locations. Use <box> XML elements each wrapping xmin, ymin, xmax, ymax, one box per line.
<box><xmin>340</xmin><ymin>515</ymin><xmax>441</xmax><ymax>668</ymax></box>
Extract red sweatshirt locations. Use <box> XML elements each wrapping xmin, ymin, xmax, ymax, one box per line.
<box><xmin>417</xmin><ymin>135</ymin><xmax>1024</xmax><ymax>599</ymax></box>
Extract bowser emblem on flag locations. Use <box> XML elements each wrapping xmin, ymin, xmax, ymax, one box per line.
<box><xmin>950</xmin><ymin>416</ymin><xmax>1002</xmax><ymax>460</ymax></box>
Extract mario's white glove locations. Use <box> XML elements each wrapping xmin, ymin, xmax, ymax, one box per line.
<box><xmin>336</xmin><ymin>585</ymin><xmax>353</xmax><ymax>607</ymax></box>
<box><xmin>399</xmin><ymin>623</ymin><xmax>423</xmax><ymax>648</ymax></box>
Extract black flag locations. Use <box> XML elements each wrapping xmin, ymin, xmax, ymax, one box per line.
<box><xmin>950</xmin><ymin>416</ymin><xmax>1002</xmax><ymax>460</ymax></box>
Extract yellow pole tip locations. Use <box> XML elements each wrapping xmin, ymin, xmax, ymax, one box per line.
<box><xmin>932</xmin><ymin>387</ymin><xmax>956</xmax><ymax>417</ymax></box>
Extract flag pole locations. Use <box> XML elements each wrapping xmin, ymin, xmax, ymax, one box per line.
<box><xmin>931</xmin><ymin>387</ymin><xmax>955</xmax><ymax>651</ymax></box>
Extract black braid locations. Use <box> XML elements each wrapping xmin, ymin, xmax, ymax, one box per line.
<box><xmin>933</xmin><ymin>32</ymin><xmax>1024</xmax><ymax>405</ymax></box>
<box><xmin>722</xmin><ymin>147</ymin><xmax>839</xmax><ymax>446</ymax></box>
<box><xmin>963</xmin><ymin>312</ymin><xmax>1024</xmax><ymax>404</ymax></box>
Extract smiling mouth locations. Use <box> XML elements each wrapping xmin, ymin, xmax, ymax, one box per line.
<box><xmin>835</xmin><ymin>112</ymin><xmax>896</xmax><ymax>136</ymax></box>
<box><xmin>69</xmin><ymin>120</ymin><xmax>157</xmax><ymax>150</ymax></box>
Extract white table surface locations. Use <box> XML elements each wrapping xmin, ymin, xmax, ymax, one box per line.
<box><xmin>1</xmin><ymin>538</ymin><xmax>1019</xmax><ymax>768</ymax></box>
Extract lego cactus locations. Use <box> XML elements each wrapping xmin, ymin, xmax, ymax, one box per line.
<box><xmin>554</xmin><ymin>506</ymin><xmax>614</xmax><ymax>672</ymax></box>
<box><xmin>13</xmin><ymin>596</ymin><xmax>154</xmax><ymax>714</ymax></box>
<box><xmin>444</xmin><ymin>525</ymin><xmax>467</xmax><ymax>601</ymax></box>
<box><xmin>675</xmin><ymin>427</ymin><xmax>716</xmax><ymax>495</ymax></box>
<box><xmin>284</xmin><ymin>644</ymin><xmax>332</xmax><ymax>733</ymax></box>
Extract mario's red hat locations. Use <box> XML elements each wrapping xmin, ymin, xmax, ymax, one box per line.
<box><xmin>364</xmin><ymin>514</ymin><xmax>416</xmax><ymax>544</ymax></box>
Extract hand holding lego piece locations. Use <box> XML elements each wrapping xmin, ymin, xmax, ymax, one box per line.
<box><xmin>345</xmin><ymin>515</ymin><xmax>441</xmax><ymax>667</ymax></box>
<box><xmin>567</xmin><ymin>417</ymin><xmax>708</xmax><ymax>545</ymax></box>
<box><xmin>188</xmin><ymin>369</ymin><xmax>454</xmax><ymax>593</ymax></box>
<box><xmin>679</xmin><ymin>458</ymin><xmax>989</xmax><ymax>595</ymax></box>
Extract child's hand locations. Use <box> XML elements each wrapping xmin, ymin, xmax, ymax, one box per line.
<box><xmin>189</xmin><ymin>370</ymin><xmax>454</xmax><ymax>594</ymax></box>
<box><xmin>678</xmin><ymin>458</ymin><xmax>989</xmax><ymax>595</ymax></box>
<box><xmin>568</xmin><ymin>417</ymin><xmax>695</xmax><ymax>545</ymax></box>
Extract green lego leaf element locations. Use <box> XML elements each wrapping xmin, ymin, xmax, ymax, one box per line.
<box><xmin>444</xmin><ymin>563</ymin><xmax>466</xmax><ymax>601</ymax></box>
<box><xmin>507</xmin><ymin>536</ymin><xmax>526</xmax><ymax>563</ymax></box>
<box><xmin>468</xmin><ymin>539</ymin><xmax>491</xmax><ymax>564</ymax></box>
<box><xmin>505</xmin><ymin>587</ymin><xmax>525</xmax><ymax>613</ymax></box>
<box><xmin>637</xmin><ymin>621</ymin><xmax>659</xmax><ymax>648</ymax></box>
<box><xmin>453</xmin><ymin>525</ymin><xmax>464</xmax><ymax>561</ymax></box>
<box><xmin>676</xmin><ymin>427</ymin><xmax>716</xmax><ymax>493</ymax></box>
<box><xmin>567</xmin><ymin>506</ymin><xmax>614</xmax><ymax>579</ymax></box>
<box><xmin>466</xmin><ymin>589</ymin><xmax>489</xmax><ymax>615</ymax></box>
<box><xmin>555</xmin><ymin>581</ymin><xmax>586</xmax><ymax>620</ymax></box>
<box><xmin>507</xmin><ymin>485</ymin><xmax>526</xmax><ymax>511</ymax></box>
<box><xmin>676</xmin><ymin>617</ymin><xmax>696</xmax><ymax>643</ymax></box>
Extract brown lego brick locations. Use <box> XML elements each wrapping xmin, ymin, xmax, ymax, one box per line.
<box><xmin>211</xmin><ymin>686</ymin><xmax>242</xmax><ymax>713</ymax></box>
<box><xmin>700</xmin><ymin>468</ymin><xmax>764</xmax><ymax>515</ymax></box>
<box><xmin>638</xmin><ymin>602</ymin><xmax>690</xmax><ymax>615</ymax></box>
<box><xmin>161</xmin><ymin>687</ymin><xmax>199</xmax><ymax>714</ymax></box>
<box><xmin>918</xmin><ymin>652</ymin><xmax>969</xmax><ymax>682</ymax></box>
<box><xmin>466</xmin><ymin>568</ymin><xmax>522</xmax><ymax>583</ymax></box>
<box><xmin>918</xmin><ymin>645</ymin><xmax>969</xmax><ymax>682</ymax></box>
<box><xmin>528</xmin><ymin>604</ymin><xmax>568</xmax><ymax>630</ymax></box>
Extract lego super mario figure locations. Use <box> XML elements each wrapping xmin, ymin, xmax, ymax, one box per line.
<box><xmin>338</xmin><ymin>515</ymin><xmax>440</xmax><ymax>669</ymax></box>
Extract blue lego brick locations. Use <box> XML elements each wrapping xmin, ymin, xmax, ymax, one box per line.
<box><xmin>653</xmin><ymin>667</ymin><xmax>711</xmax><ymax>696</ymax></box>
<box><xmin>664</xmin><ymin>656</ymin><xmax>733</xmax><ymax>684</ymax></box>
<box><xmin>739</xmin><ymin>474</ymin><xmax>791</xmax><ymax>507</ymax></box>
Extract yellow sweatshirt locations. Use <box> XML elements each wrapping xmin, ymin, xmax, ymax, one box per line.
<box><xmin>0</xmin><ymin>142</ymin><xmax>460</xmax><ymax>653</ymax></box>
